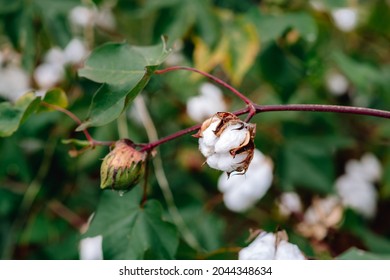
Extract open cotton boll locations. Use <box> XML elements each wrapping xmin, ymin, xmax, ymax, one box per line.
<box><xmin>279</xmin><ymin>192</ymin><xmax>302</xmax><ymax>216</ymax></box>
<box><xmin>335</xmin><ymin>174</ymin><xmax>377</xmax><ymax>218</ymax></box>
<box><xmin>239</xmin><ymin>231</ymin><xmax>305</xmax><ymax>260</ymax></box>
<box><xmin>64</xmin><ymin>38</ymin><xmax>88</xmax><ymax>65</ymax></box>
<box><xmin>0</xmin><ymin>66</ymin><xmax>30</xmax><ymax>101</ymax></box>
<box><xmin>214</xmin><ymin>123</ymin><xmax>248</xmax><ymax>153</ymax></box>
<box><xmin>44</xmin><ymin>47</ymin><xmax>66</xmax><ymax>67</ymax></box>
<box><xmin>206</xmin><ymin>152</ymin><xmax>247</xmax><ymax>173</ymax></box>
<box><xmin>69</xmin><ymin>6</ymin><xmax>95</xmax><ymax>27</ymax></box>
<box><xmin>239</xmin><ymin>232</ymin><xmax>276</xmax><ymax>260</ymax></box>
<box><xmin>218</xmin><ymin>149</ymin><xmax>273</xmax><ymax>212</ymax></box>
<box><xmin>34</xmin><ymin>63</ymin><xmax>64</xmax><ymax>89</ymax></box>
<box><xmin>200</xmin><ymin>118</ymin><xmax>220</xmax><ymax>147</ymax></box>
<box><xmin>360</xmin><ymin>153</ymin><xmax>382</xmax><ymax>182</ymax></box>
<box><xmin>326</xmin><ymin>71</ymin><xmax>349</xmax><ymax>96</ymax></box>
<box><xmin>79</xmin><ymin>235</ymin><xmax>103</xmax><ymax>260</ymax></box>
<box><xmin>331</xmin><ymin>8</ymin><xmax>358</xmax><ymax>32</ymax></box>
<box><xmin>345</xmin><ymin>154</ymin><xmax>382</xmax><ymax>183</ymax></box>
<box><xmin>275</xmin><ymin>240</ymin><xmax>305</xmax><ymax>260</ymax></box>
<box><xmin>198</xmin><ymin>138</ymin><xmax>214</xmax><ymax>158</ymax></box>
<box><xmin>186</xmin><ymin>83</ymin><xmax>226</xmax><ymax>122</ymax></box>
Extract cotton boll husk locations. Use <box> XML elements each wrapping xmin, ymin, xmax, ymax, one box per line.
<box><xmin>214</xmin><ymin>123</ymin><xmax>248</xmax><ymax>153</ymax></box>
<box><xmin>335</xmin><ymin>174</ymin><xmax>377</xmax><ymax>218</ymax></box>
<box><xmin>79</xmin><ymin>235</ymin><xmax>103</xmax><ymax>260</ymax></box>
<box><xmin>275</xmin><ymin>240</ymin><xmax>305</xmax><ymax>260</ymax></box>
<box><xmin>239</xmin><ymin>232</ymin><xmax>276</xmax><ymax>260</ymax></box>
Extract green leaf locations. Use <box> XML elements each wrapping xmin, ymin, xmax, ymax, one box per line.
<box><xmin>0</xmin><ymin>0</ymin><xmax>22</xmax><ymax>14</ymax></box>
<box><xmin>38</xmin><ymin>88</ymin><xmax>68</xmax><ymax>112</ymax></box>
<box><xmin>85</xmin><ymin>187</ymin><xmax>179</xmax><ymax>260</ymax></box>
<box><xmin>337</xmin><ymin>247</ymin><xmax>390</xmax><ymax>260</ymax></box>
<box><xmin>77</xmin><ymin>39</ymin><xmax>170</xmax><ymax>130</ymax></box>
<box><xmin>0</xmin><ymin>92</ymin><xmax>40</xmax><ymax>137</ymax></box>
<box><xmin>248</xmin><ymin>10</ymin><xmax>317</xmax><ymax>45</ymax></box>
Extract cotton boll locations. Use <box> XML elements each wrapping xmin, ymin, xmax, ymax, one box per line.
<box><xmin>34</xmin><ymin>63</ymin><xmax>64</xmax><ymax>89</ymax></box>
<box><xmin>69</xmin><ymin>6</ymin><xmax>94</xmax><ymax>27</ymax></box>
<box><xmin>200</xmin><ymin>119</ymin><xmax>220</xmax><ymax>147</ymax></box>
<box><xmin>239</xmin><ymin>232</ymin><xmax>276</xmax><ymax>260</ymax></box>
<box><xmin>0</xmin><ymin>66</ymin><xmax>30</xmax><ymax>101</ymax></box>
<box><xmin>214</xmin><ymin>123</ymin><xmax>248</xmax><ymax>153</ymax></box>
<box><xmin>275</xmin><ymin>240</ymin><xmax>305</xmax><ymax>260</ymax></box>
<box><xmin>79</xmin><ymin>235</ymin><xmax>103</xmax><ymax>260</ymax></box>
<box><xmin>335</xmin><ymin>174</ymin><xmax>377</xmax><ymax>218</ymax></box>
<box><xmin>326</xmin><ymin>71</ymin><xmax>349</xmax><ymax>96</ymax></box>
<box><xmin>279</xmin><ymin>192</ymin><xmax>302</xmax><ymax>216</ymax></box>
<box><xmin>331</xmin><ymin>8</ymin><xmax>358</xmax><ymax>32</ymax></box>
<box><xmin>217</xmin><ymin>149</ymin><xmax>273</xmax><ymax>212</ymax></box>
<box><xmin>360</xmin><ymin>153</ymin><xmax>382</xmax><ymax>182</ymax></box>
<box><xmin>95</xmin><ymin>8</ymin><xmax>116</xmax><ymax>30</ymax></box>
<box><xmin>223</xmin><ymin>188</ymin><xmax>257</xmax><ymax>212</ymax></box>
<box><xmin>44</xmin><ymin>47</ymin><xmax>66</xmax><ymax>67</ymax></box>
<box><xmin>64</xmin><ymin>38</ymin><xmax>88</xmax><ymax>65</ymax></box>
<box><xmin>200</xmin><ymin>82</ymin><xmax>223</xmax><ymax>100</ymax></box>
<box><xmin>206</xmin><ymin>152</ymin><xmax>247</xmax><ymax>173</ymax></box>
<box><xmin>198</xmin><ymin>138</ymin><xmax>214</xmax><ymax>158</ymax></box>
<box><xmin>186</xmin><ymin>83</ymin><xmax>226</xmax><ymax>122</ymax></box>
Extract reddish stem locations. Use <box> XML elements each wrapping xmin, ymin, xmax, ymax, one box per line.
<box><xmin>41</xmin><ymin>102</ymin><xmax>113</xmax><ymax>147</ymax></box>
<box><xmin>155</xmin><ymin>66</ymin><xmax>254</xmax><ymax>106</ymax></box>
<box><xmin>255</xmin><ymin>104</ymin><xmax>390</xmax><ymax>119</ymax></box>
<box><xmin>139</xmin><ymin>107</ymin><xmax>250</xmax><ymax>152</ymax></box>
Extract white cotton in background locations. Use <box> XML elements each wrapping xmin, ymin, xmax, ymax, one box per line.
<box><xmin>0</xmin><ymin>65</ymin><xmax>30</xmax><ymax>101</ymax></box>
<box><xmin>69</xmin><ymin>6</ymin><xmax>95</xmax><ymax>27</ymax></box>
<box><xmin>331</xmin><ymin>8</ymin><xmax>358</xmax><ymax>32</ymax></box>
<box><xmin>239</xmin><ymin>231</ymin><xmax>305</xmax><ymax>260</ymax></box>
<box><xmin>345</xmin><ymin>153</ymin><xmax>382</xmax><ymax>183</ymax></box>
<box><xmin>326</xmin><ymin>71</ymin><xmax>349</xmax><ymax>96</ymax></box>
<box><xmin>79</xmin><ymin>235</ymin><xmax>103</xmax><ymax>260</ymax></box>
<box><xmin>279</xmin><ymin>192</ymin><xmax>303</xmax><ymax>216</ymax></box>
<box><xmin>44</xmin><ymin>47</ymin><xmax>66</xmax><ymax>67</ymax></box>
<box><xmin>34</xmin><ymin>63</ymin><xmax>64</xmax><ymax>89</ymax></box>
<box><xmin>303</xmin><ymin>196</ymin><xmax>341</xmax><ymax>225</ymax></box>
<box><xmin>217</xmin><ymin>149</ymin><xmax>273</xmax><ymax>212</ymax></box>
<box><xmin>64</xmin><ymin>38</ymin><xmax>89</xmax><ymax>65</ymax></box>
<box><xmin>95</xmin><ymin>8</ymin><xmax>116</xmax><ymax>30</ymax></box>
<box><xmin>186</xmin><ymin>82</ymin><xmax>227</xmax><ymax>122</ymax></box>
<box><xmin>335</xmin><ymin>174</ymin><xmax>377</xmax><ymax>218</ymax></box>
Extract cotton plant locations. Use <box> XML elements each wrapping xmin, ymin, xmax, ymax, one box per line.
<box><xmin>239</xmin><ymin>230</ymin><xmax>306</xmax><ymax>260</ymax></box>
<box><xmin>326</xmin><ymin>71</ymin><xmax>349</xmax><ymax>96</ymax></box>
<box><xmin>186</xmin><ymin>82</ymin><xmax>227</xmax><ymax>122</ymax></box>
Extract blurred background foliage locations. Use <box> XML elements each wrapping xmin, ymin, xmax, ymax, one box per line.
<box><xmin>1</xmin><ymin>0</ymin><xmax>390</xmax><ymax>260</ymax></box>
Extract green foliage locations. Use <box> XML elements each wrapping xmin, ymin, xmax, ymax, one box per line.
<box><xmin>85</xmin><ymin>188</ymin><xmax>179</xmax><ymax>259</ymax></box>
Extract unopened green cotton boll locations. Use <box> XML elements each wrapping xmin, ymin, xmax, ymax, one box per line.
<box><xmin>100</xmin><ymin>139</ymin><xmax>146</xmax><ymax>190</ymax></box>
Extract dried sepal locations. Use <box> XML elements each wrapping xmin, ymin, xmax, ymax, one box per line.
<box><xmin>100</xmin><ymin>139</ymin><xmax>146</xmax><ymax>191</ymax></box>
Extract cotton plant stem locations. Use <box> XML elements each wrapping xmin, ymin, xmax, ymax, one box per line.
<box><xmin>134</xmin><ymin>96</ymin><xmax>203</xmax><ymax>251</ymax></box>
<box><xmin>117</xmin><ymin>112</ymin><xmax>129</xmax><ymax>139</ymax></box>
<box><xmin>2</xmin><ymin>135</ymin><xmax>57</xmax><ymax>259</ymax></box>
